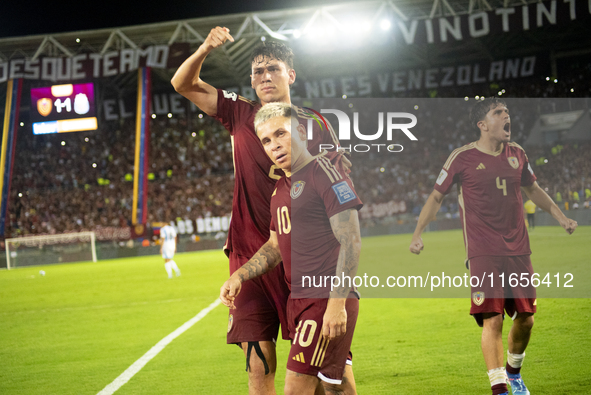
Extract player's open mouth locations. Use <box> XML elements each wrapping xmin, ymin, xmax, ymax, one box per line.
<box><xmin>504</xmin><ymin>123</ymin><xmax>511</xmax><ymax>133</ymax></box>
<box><xmin>276</xmin><ymin>153</ymin><xmax>287</xmax><ymax>162</ymax></box>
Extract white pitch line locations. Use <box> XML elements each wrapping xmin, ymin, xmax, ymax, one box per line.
<box><xmin>97</xmin><ymin>298</ymin><xmax>221</xmax><ymax>395</ymax></box>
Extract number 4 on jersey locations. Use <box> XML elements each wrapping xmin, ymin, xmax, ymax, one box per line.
<box><xmin>496</xmin><ymin>177</ymin><xmax>507</xmax><ymax>196</ymax></box>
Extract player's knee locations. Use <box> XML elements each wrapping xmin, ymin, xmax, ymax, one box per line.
<box><xmin>482</xmin><ymin>312</ymin><xmax>503</xmax><ymax>331</ymax></box>
<box><xmin>284</xmin><ymin>382</ymin><xmax>301</xmax><ymax>395</ymax></box>
<box><xmin>515</xmin><ymin>313</ymin><xmax>534</xmax><ymax>331</ymax></box>
<box><xmin>244</xmin><ymin>341</ymin><xmax>276</xmax><ymax>377</ymax></box>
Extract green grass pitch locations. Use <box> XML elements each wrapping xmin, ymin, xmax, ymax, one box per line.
<box><xmin>1</xmin><ymin>226</ymin><xmax>589</xmax><ymax>394</ymax></box>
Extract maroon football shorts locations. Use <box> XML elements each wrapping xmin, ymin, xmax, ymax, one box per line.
<box><xmin>286</xmin><ymin>295</ymin><xmax>359</xmax><ymax>384</ymax></box>
<box><xmin>227</xmin><ymin>251</ymin><xmax>290</xmax><ymax>344</ymax></box>
<box><xmin>469</xmin><ymin>255</ymin><xmax>537</xmax><ymax>327</ymax></box>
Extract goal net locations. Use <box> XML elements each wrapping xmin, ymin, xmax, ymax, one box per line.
<box><xmin>5</xmin><ymin>231</ymin><xmax>97</xmax><ymax>269</ymax></box>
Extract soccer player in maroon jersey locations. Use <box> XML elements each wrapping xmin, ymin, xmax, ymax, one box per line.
<box><xmin>409</xmin><ymin>98</ymin><xmax>578</xmax><ymax>395</ymax></box>
<box><xmin>171</xmin><ymin>27</ymin><xmax>341</xmax><ymax>394</ymax></box>
<box><xmin>220</xmin><ymin>102</ymin><xmax>362</xmax><ymax>394</ymax></box>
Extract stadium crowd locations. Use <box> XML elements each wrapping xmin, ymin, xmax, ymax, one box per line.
<box><xmin>6</xmin><ymin>70</ymin><xmax>591</xmax><ymax>238</ymax></box>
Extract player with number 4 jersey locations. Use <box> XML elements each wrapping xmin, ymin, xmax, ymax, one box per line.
<box><xmin>409</xmin><ymin>98</ymin><xmax>578</xmax><ymax>395</ymax></box>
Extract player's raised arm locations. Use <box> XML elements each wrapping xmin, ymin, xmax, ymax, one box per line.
<box><xmin>409</xmin><ymin>189</ymin><xmax>446</xmax><ymax>254</ymax></box>
<box><xmin>323</xmin><ymin>208</ymin><xmax>361</xmax><ymax>340</ymax></box>
<box><xmin>171</xmin><ymin>26</ymin><xmax>234</xmax><ymax>116</ymax></box>
<box><xmin>522</xmin><ymin>181</ymin><xmax>578</xmax><ymax>234</ymax></box>
<box><xmin>219</xmin><ymin>231</ymin><xmax>282</xmax><ymax>308</ymax></box>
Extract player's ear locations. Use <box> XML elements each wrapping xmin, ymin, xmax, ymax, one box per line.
<box><xmin>477</xmin><ymin>120</ymin><xmax>487</xmax><ymax>132</ymax></box>
<box><xmin>288</xmin><ymin>69</ymin><xmax>296</xmax><ymax>85</ymax></box>
<box><xmin>250</xmin><ymin>75</ymin><xmax>255</xmax><ymax>89</ymax></box>
<box><xmin>296</xmin><ymin>123</ymin><xmax>307</xmax><ymax>141</ymax></box>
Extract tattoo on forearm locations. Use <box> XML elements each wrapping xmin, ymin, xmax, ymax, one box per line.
<box><xmin>329</xmin><ymin>209</ymin><xmax>361</xmax><ymax>298</ymax></box>
<box><xmin>236</xmin><ymin>242</ymin><xmax>281</xmax><ymax>283</ymax></box>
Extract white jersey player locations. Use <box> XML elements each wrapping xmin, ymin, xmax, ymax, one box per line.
<box><xmin>160</xmin><ymin>224</ymin><xmax>181</xmax><ymax>278</ymax></box>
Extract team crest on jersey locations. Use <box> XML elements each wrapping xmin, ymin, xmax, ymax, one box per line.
<box><xmin>228</xmin><ymin>314</ymin><xmax>233</xmax><ymax>333</ymax></box>
<box><xmin>291</xmin><ymin>181</ymin><xmax>306</xmax><ymax>199</ymax></box>
<box><xmin>508</xmin><ymin>156</ymin><xmax>519</xmax><ymax>169</ymax></box>
<box><xmin>472</xmin><ymin>291</ymin><xmax>485</xmax><ymax>306</ymax></box>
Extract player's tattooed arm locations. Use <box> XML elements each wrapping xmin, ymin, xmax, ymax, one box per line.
<box><xmin>329</xmin><ymin>209</ymin><xmax>362</xmax><ymax>298</ymax></box>
<box><xmin>220</xmin><ymin>231</ymin><xmax>281</xmax><ymax>308</ymax></box>
<box><xmin>236</xmin><ymin>234</ymin><xmax>282</xmax><ymax>283</ymax></box>
<box><xmin>322</xmin><ymin>209</ymin><xmax>361</xmax><ymax>339</ymax></box>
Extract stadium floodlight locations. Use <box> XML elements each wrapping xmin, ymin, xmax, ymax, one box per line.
<box><xmin>5</xmin><ymin>231</ymin><xmax>97</xmax><ymax>269</ymax></box>
<box><xmin>380</xmin><ymin>19</ymin><xmax>391</xmax><ymax>31</ymax></box>
<box><xmin>292</xmin><ymin>29</ymin><xmax>301</xmax><ymax>38</ymax></box>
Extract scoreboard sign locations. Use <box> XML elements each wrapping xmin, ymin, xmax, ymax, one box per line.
<box><xmin>30</xmin><ymin>83</ymin><xmax>98</xmax><ymax>135</ymax></box>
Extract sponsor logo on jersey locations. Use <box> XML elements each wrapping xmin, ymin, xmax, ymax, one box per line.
<box><xmin>476</xmin><ymin>163</ymin><xmax>486</xmax><ymax>170</ymax></box>
<box><xmin>291</xmin><ymin>181</ymin><xmax>306</xmax><ymax>199</ymax></box>
<box><xmin>228</xmin><ymin>314</ymin><xmax>233</xmax><ymax>333</ymax></box>
<box><xmin>292</xmin><ymin>352</ymin><xmax>306</xmax><ymax>363</ymax></box>
<box><xmin>472</xmin><ymin>291</ymin><xmax>485</xmax><ymax>306</ymax></box>
<box><xmin>332</xmin><ymin>181</ymin><xmax>356</xmax><ymax>204</ymax></box>
<box><xmin>508</xmin><ymin>156</ymin><xmax>519</xmax><ymax>169</ymax></box>
<box><xmin>436</xmin><ymin>169</ymin><xmax>448</xmax><ymax>185</ymax></box>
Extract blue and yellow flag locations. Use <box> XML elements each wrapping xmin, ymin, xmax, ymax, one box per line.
<box><xmin>0</xmin><ymin>79</ymin><xmax>22</xmax><ymax>236</ymax></box>
<box><xmin>132</xmin><ymin>68</ymin><xmax>151</xmax><ymax>225</ymax></box>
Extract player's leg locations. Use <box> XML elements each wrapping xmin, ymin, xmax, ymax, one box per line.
<box><xmin>504</xmin><ymin>256</ymin><xmax>536</xmax><ymax>395</ymax></box>
<box><xmin>242</xmin><ymin>341</ymin><xmax>278</xmax><ymax>395</ymax></box>
<box><xmin>481</xmin><ymin>312</ymin><xmax>504</xmax><ymax>368</ymax></box>
<box><xmin>227</xmin><ymin>252</ymin><xmax>287</xmax><ymax>394</ymax></box>
<box><xmin>481</xmin><ymin>313</ymin><xmax>509</xmax><ymax>395</ymax></box>
<box><xmin>322</xmin><ymin>363</ymin><xmax>357</xmax><ymax>395</ymax></box>
<box><xmin>163</xmin><ymin>258</ymin><xmax>173</xmax><ymax>278</ymax></box>
<box><xmin>284</xmin><ymin>369</ymin><xmax>320</xmax><ymax>395</ymax></box>
<box><xmin>169</xmin><ymin>259</ymin><xmax>181</xmax><ymax>276</ymax></box>
<box><xmin>470</xmin><ymin>256</ymin><xmax>509</xmax><ymax>395</ymax></box>
<box><xmin>505</xmin><ymin>312</ymin><xmax>533</xmax><ymax>395</ymax></box>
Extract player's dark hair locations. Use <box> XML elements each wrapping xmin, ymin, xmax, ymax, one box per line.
<box><xmin>250</xmin><ymin>41</ymin><xmax>294</xmax><ymax>69</ymax></box>
<box><xmin>469</xmin><ymin>97</ymin><xmax>507</xmax><ymax>137</ymax></box>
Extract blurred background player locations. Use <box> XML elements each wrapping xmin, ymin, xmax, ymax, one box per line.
<box><xmin>160</xmin><ymin>223</ymin><xmax>180</xmax><ymax>278</ymax></box>
<box><xmin>221</xmin><ymin>102</ymin><xmax>362</xmax><ymax>395</ymax></box>
<box><xmin>171</xmin><ymin>27</ymin><xmax>341</xmax><ymax>394</ymax></box>
<box><xmin>409</xmin><ymin>97</ymin><xmax>578</xmax><ymax>395</ymax></box>
<box><xmin>524</xmin><ymin>199</ymin><xmax>536</xmax><ymax>230</ymax></box>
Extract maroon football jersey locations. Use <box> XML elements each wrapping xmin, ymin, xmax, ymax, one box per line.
<box><xmin>213</xmin><ymin>90</ymin><xmax>340</xmax><ymax>261</ymax></box>
<box><xmin>270</xmin><ymin>154</ymin><xmax>363</xmax><ymax>298</ymax></box>
<box><xmin>434</xmin><ymin>142</ymin><xmax>536</xmax><ymax>259</ymax></box>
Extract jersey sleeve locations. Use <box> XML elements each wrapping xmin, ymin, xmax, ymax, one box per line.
<box><xmin>520</xmin><ymin>151</ymin><xmax>537</xmax><ymax>187</ymax></box>
<box><xmin>213</xmin><ymin>89</ymin><xmax>258</xmax><ymax>135</ymax></box>
<box><xmin>314</xmin><ymin>157</ymin><xmax>363</xmax><ymax>219</ymax></box>
<box><xmin>434</xmin><ymin>151</ymin><xmax>462</xmax><ymax>195</ymax></box>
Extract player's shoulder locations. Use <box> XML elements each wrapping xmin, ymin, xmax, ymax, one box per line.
<box><xmin>443</xmin><ymin>142</ymin><xmax>477</xmax><ymax>170</ymax></box>
<box><xmin>507</xmin><ymin>142</ymin><xmax>527</xmax><ymax>154</ymax></box>
<box><xmin>312</xmin><ymin>152</ymin><xmax>346</xmax><ymax>185</ymax></box>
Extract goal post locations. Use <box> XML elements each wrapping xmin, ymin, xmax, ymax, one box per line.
<box><xmin>5</xmin><ymin>231</ymin><xmax>97</xmax><ymax>270</ymax></box>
